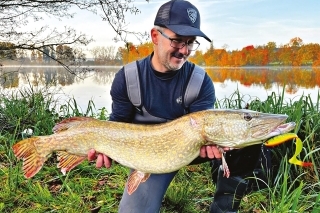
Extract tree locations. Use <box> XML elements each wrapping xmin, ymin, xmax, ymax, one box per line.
<box><xmin>30</xmin><ymin>50</ymin><xmax>37</xmax><ymax>63</ymax></box>
<box><xmin>0</xmin><ymin>0</ymin><xmax>149</xmax><ymax>74</ymax></box>
<box><xmin>203</xmin><ymin>41</ymin><xmax>215</xmax><ymax>66</ymax></box>
<box><xmin>265</xmin><ymin>41</ymin><xmax>277</xmax><ymax>64</ymax></box>
<box><xmin>222</xmin><ymin>44</ymin><xmax>229</xmax><ymax>50</ymax></box>
<box><xmin>90</xmin><ymin>46</ymin><xmax>117</xmax><ymax>65</ymax></box>
<box><xmin>289</xmin><ymin>37</ymin><xmax>303</xmax><ymax>48</ymax></box>
<box><xmin>136</xmin><ymin>42</ymin><xmax>153</xmax><ymax>59</ymax></box>
<box><xmin>43</xmin><ymin>46</ymin><xmax>51</xmax><ymax>64</ymax></box>
<box><xmin>0</xmin><ymin>42</ymin><xmax>17</xmax><ymax>60</ymax></box>
<box><xmin>289</xmin><ymin>37</ymin><xmax>303</xmax><ymax>66</ymax></box>
<box><xmin>56</xmin><ymin>45</ymin><xmax>76</xmax><ymax>62</ymax></box>
<box><xmin>277</xmin><ymin>44</ymin><xmax>292</xmax><ymax>65</ymax></box>
<box><xmin>189</xmin><ymin>50</ymin><xmax>205</xmax><ymax>66</ymax></box>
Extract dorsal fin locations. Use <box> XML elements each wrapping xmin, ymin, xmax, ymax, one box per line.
<box><xmin>52</xmin><ymin>117</ymin><xmax>96</xmax><ymax>133</ymax></box>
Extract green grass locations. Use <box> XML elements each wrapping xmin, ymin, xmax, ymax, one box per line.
<box><xmin>0</xmin><ymin>86</ymin><xmax>319</xmax><ymax>212</ymax></box>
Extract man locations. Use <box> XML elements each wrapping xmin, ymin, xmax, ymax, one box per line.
<box><xmin>88</xmin><ymin>0</ymin><xmax>261</xmax><ymax>212</ymax></box>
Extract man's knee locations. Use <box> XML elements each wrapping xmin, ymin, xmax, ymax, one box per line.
<box><xmin>210</xmin><ymin>167</ymin><xmax>249</xmax><ymax>213</ymax></box>
<box><xmin>119</xmin><ymin>172</ymin><xmax>177</xmax><ymax>213</ymax></box>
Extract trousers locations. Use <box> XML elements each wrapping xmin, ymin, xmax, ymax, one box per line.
<box><xmin>118</xmin><ymin>170</ymin><xmax>177</xmax><ymax>213</ymax></box>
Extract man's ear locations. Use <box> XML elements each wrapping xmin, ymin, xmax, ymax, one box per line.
<box><xmin>151</xmin><ymin>28</ymin><xmax>159</xmax><ymax>45</ymax></box>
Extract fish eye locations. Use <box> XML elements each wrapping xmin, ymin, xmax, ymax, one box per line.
<box><xmin>243</xmin><ymin>113</ymin><xmax>252</xmax><ymax>121</ymax></box>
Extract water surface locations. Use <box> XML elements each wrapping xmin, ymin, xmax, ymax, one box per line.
<box><xmin>1</xmin><ymin>66</ymin><xmax>319</xmax><ymax>113</ymax></box>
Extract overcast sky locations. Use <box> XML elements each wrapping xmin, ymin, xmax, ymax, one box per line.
<box><xmin>42</xmin><ymin>0</ymin><xmax>320</xmax><ymax>54</ymax></box>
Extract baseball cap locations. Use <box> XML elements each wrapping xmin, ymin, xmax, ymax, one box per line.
<box><xmin>154</xmin><ymin>0</ymin><xmax>211</xmax><ymax>42</ymax></box>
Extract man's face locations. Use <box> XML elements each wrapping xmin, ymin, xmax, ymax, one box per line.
<box><xmin>154</xmin><ymin>28</ymin><xmax>196</xmax><ymax>71</ymax></box>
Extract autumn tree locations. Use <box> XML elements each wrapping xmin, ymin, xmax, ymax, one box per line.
<box><xmin>116</xmin><ymin>41</ymin><xmax>153</xmax><ymax>64</ymax></box>
<box><xmin>189</xmin><ymin>50</ymin><xmax>205</xmax><ymax>66</ymax></box>
<box><xmin>289</xmin><ymin>37</ymin><xmax>303</xmax><ymax>66</ymax></box>
<box><xmin>289</xmin><ymin>37</ymin><xmax>303</xmax><ymax>48</ymax></box>
<box><xmin>277</xmin><ymin>44</ymin><xmax>292</xmax><ymax>65</ymax></box>
<box><xmin>313</xmin><ymin>52</ymin><xmax>320</xmax><ymax>67</ymax></box>
<box><xmin>136</xmin><ymin>42</ymin><xmax>153</xmax><ymax>59</ymax></box>
<box><xmin>265</xmin><ymin>42</ymin><xmax>277</xmax><ymax>64</ymax></box>
<box><xmin>242</xmin><ymin>45</ymin><xmax>255</xmax><ymax>65</ymax></box>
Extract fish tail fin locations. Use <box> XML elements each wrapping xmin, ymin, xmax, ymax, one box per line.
<box><xmin>126</xmin><ymin>171</ymin><xmax>150</xmax><ymax>195</ymax></box>
<box><xmin>12</xmin><ymin>137</ymin><xmax>49</xmax><ymax>178</ymax></box>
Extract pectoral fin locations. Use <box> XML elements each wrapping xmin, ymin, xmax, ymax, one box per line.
<box><xmin>126</xmin><ymin>170</ymin><xmax>150</xmax><ymax>195</ymax></box>
<box><xmin>217</xmin><ymin>147</ymin><xmax>230</xmax><ymax>178</ymax></box>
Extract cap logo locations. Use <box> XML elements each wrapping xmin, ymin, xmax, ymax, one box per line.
<box><xmin>187</xmin><ymin>8</ymin><xmax>197</xmax><ymax>23</ymax></box>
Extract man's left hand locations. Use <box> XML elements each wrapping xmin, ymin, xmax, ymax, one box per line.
<box><xmin>199</xmin><ymin>145</ymin><xmax>224</xmax><ymax>159</ymax></box>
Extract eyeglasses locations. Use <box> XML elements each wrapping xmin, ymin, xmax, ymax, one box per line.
<box><xmin>157</xmin><ymin>30</ymin><xmax>200</xmax><ymax>51</ymax></box>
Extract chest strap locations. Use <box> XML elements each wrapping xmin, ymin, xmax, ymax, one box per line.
<box><xmin>184</xmin><ymin>65</ymin><xmax>205</xmax><ymax>108</ymax></box>
<box><xmin>124</xmin><ymin>61</ymin><xmax>141</xmax><ymax>107</ymax></box>
<box><xmin>124</xmin><ymin>62</ymin><xmax>205</xmax><ymax>109</ymax></box>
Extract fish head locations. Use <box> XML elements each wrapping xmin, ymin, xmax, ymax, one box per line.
<box><xmin>201</xmin><ymin>109</ymin><xmax>296</xmax><ymax>148</ymax></box>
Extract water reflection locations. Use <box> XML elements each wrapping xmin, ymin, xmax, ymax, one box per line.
<box><xmin>1</xmin><ymin>66</ymin><xmax>320</xmax><ymax>113</ymax></box>
<box><xmin>206</xmin><ymin>67</ymin><xmax>320</xmax><ymax>107</ymax></box>
<box><xmin>206</xmin><ymin>67</ymin><xmax>320</xmax><ymax>92</ymax></box>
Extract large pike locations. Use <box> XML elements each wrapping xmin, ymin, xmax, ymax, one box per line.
<box><xmin>12</xmin><ymin>109</ymin><xmax>312</xmax><ymax>195</ymax></box>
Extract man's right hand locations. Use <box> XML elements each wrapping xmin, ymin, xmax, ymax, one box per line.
<box><xmin>88</xmin><ymin>149</ymin><xmax>112</xmax><ymax>168</ymax></box>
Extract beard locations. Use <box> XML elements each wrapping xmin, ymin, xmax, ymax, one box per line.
<box><xmin>157</xmin><ymin>41</ymin><xmax>188</xmax><ymax>71</ymax></box>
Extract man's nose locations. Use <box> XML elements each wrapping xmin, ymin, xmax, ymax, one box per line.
<box><xmin>178</xmin><ymin>44</ymin><xmax>189</xmax><ymax>55</ymax></box>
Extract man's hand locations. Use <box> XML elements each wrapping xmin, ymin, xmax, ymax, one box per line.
<box><xmin>88</xmin><ymin>149</ymin><xmax>112</xmax><ymax>168</ymax></box>
<box><xmin>199</xmin><ymin>145</ymin><xmax>227</xmax><ymax>159</ymax></box>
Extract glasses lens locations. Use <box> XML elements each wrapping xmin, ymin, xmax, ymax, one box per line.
<box><xmin>169</xmin><ymin>40</ymin><xmax>181</xmax><ymax>49</ymax></box>
<box><xmin>170</xmin><ymin>41</ymin><xmax>199</xmax><ymax>51</ymax></box>
<box><xmin>188</xmin><ymin>42</ymin><xmax>199</xmax><ymax>51</ymax></box>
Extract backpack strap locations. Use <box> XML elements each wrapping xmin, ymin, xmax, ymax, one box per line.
<box><xmin>124</xmin><ymin>61</ymin><xmax>205</xmax><ymax>110</ymax></box>
<box><xmin>124</xmin><ymin>61</ymin><xmax>142</xmax><ymax>107</ymax></box>
<box><xmin>184</xmin><ymin>65</ymin><xmax>205</xmax><ymax>108</ymax></box>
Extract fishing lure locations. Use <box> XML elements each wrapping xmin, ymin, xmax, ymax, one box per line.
<box><xmin>264</xmin><ymin>133</ymin><xmax>313</xmax><ymax>167</ymax></box>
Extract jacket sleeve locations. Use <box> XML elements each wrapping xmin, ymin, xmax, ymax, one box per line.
<box><xmin>108</xmin><ymin>68</ymin><xmax>135</xmax><ymax>122</ymax></box>
<box><xmin>188</xmin><ymin>73</ymin><xmax>216</xmax><ymax>113</ymax></box>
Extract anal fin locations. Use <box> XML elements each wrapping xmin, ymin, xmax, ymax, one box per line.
<box><xmin>56</xmin><ymin>151</ymin><xmax>86</xmax><ymax>175</ymax></box>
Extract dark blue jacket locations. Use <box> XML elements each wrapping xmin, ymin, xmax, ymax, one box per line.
<box><xmin>109</xmin><ymin>53</ymin><xmax>215</xmax><ymax>123</ymax></box>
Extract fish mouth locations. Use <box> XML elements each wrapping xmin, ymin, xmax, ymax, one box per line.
<box><xmin>251</xmin><ymin>119</ymin><xmax>296</xmax><ymax>139</ymax></box>
<box><xmin>266</xmin><ymin>121</ymin><xmax>296</xmax><ymax>138</ymax></box>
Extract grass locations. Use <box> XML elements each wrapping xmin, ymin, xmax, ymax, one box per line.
<box><xmin>0</xmin><ymin>86</ymin><xmax>319</xmax><ymax>212</ymax></box>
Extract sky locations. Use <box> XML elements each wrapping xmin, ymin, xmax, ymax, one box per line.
<box><xmin>36</xmin><ymin>0</ymin><xmax>320</xmax><ymax>55</ymax></box>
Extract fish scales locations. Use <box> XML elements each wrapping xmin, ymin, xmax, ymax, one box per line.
<box><xmin>13</xmin><ymin>109</ymin><xmax>303</xmax><ymax>194</ymax></box>
<box><xmin>21</xmin><ymin>113</ymin><xmax>205</xmax><ymax>174</ymax></box>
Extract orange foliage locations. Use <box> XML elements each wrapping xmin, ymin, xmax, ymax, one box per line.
<box><xmin>118</xmin><ymin>42</ymin><xmax>153</xmax><ymax>64</ymax></box>
<box><xmin>118</xmin><ymin>37</ymin><xmax>320</xmax><ymax>67</ymax></box>
<box><xmin>313</xmin><ymin>52</ymin><xmax>320</xmax><ymax>67</ymax></box>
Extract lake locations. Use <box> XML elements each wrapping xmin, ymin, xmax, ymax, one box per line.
<box><xmin>1</xmin><ymin>66</ymin><xmax>320</xmax><ymax>114</ymax></box>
